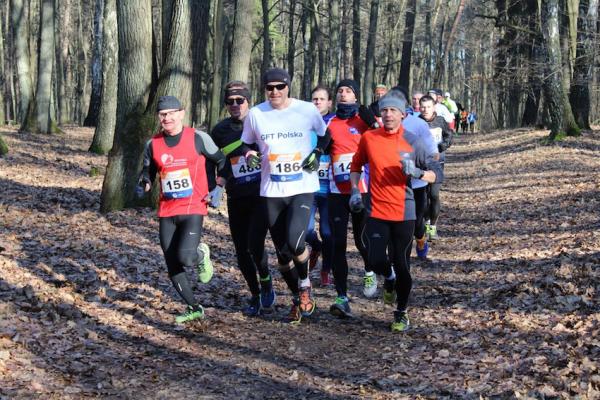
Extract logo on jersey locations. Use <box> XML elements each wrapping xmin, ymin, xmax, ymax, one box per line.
<box><xmin>161</xmin><ymin>154</ymin><xmax>175</xmax><ymax>166</ymax></box>
<box><xmin>349</xmin><ymin>127</ymin><xmax>359</xmax><ymax>135</ymax></box>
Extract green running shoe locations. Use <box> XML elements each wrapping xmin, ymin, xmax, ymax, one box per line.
<box><xmin>363</xmin><ymin>272</ymin><xmax>378</xmax><ymax>298</ymax></box>
<box><xmin>428</xmin><ymin>225</ymin><xmax>439</xmax><ymax>240</ymax></box>
<box><xmin>197</xmin><ymin>242</ymin><xmax>213</xmax><ymax>283</ymax></box>
<box><xmin>175</xmin><ymin>305</ymin><xmax>204</xmax><ymax>324</ymax></box>
<box><xmin>391</xmin><ymin>311</ymin><xmax>410</xmax><ymax>332</ymax></box>
<box><xmin>329</xmin><ymin>296</ymin><xmax>352</xmax><ymax>318</ymax></box>
<box><xmin>383</xmin><ymin>278</ymin><xmax>396</xmax><ymax>305</ymax></box>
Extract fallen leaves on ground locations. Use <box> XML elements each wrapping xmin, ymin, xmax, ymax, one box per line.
<box><xmin>0</xmin><ymin>125</ymin><xmax>598</xmax><ymax>399</ymax></box>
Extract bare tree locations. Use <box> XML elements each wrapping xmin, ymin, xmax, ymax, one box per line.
<box><xmin>229</xmin><ymin>0</ymin><xmax>254</xmax><ymax>82</ymax></box>
<box><xmin>11</xmin><ymin>0</ymin><xmax>34</xmax><ymax>124</ymax></box>
<box><xmin>84</xmin><ymin>0</ymin><xmax>104</xmax><ymax>127</ymax></box>
<box><xmin>398</xmin><ymin>0</ymin><xmax>416</xmax><ymax>90</ymax></box>
<box><xmin>362</xmin><ymin>0</ymin><xmax>379</xmax><ymax>105</ymax></box>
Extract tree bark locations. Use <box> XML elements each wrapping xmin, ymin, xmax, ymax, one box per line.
<box><xmin>329</xmin><ymin>0</ymin><xmax>341</xmax><ymax>86</ymax></box>
<box><xmin>190</xmin><ymin>2</ymin><xmax>210</xmax><ymax>125</ymax></box>
<box><xmin>11</xmin><ymin>0</ymin><xmax>34</xmax><ymax>124</ymax></box>
<box><xmin>569</xmin><ymin>0</ymin><xmax>597</xmax><ymax>129</ymax></box>
<box><xmin>21</xmin><ymin>0</ymin><xmax>57</xmax><ymax>134</ymax></box>
<box><xmin>89</xmin><ymin>0</ymin><xmax>118</xmax><ymax>155</ymax></box>
<box><xmin>208</xmin><ymin>0</ymin><xmax>224</xmax><ymax>130</ymax></box>
<box><xmin>84</xmin><ymin>0</ymin><xmax>104</xmax><ymax>127</ymax></box>
<box><xmin>301</xmin><ymin>0</ymin><xmax>317</xmax><ymax>100</ymax></box>
<box><xmin>0</xmin><ymin>134</ymin><xmax>7</xmax><ymax>155</ymax></box>
<box><xmin>398</xmin><ymin>0</ymin><xmax>415</xmax><ymax>90</ymax></box>
<box><xmin>229</xmin><ymin>0</ymin><xmax>254</xmax><ymax>82</ymax></box>
<box><xmin>261</xmin><ymin>0</ymin><xmax>272</xmax><ymax>78</ymax></box>
<box><xmin>352</xmin><ymin>0</ymin><xmax>361</xmax><ymax>86</ymax></box>
<box><xmin>0</xmin><ymin>7</ymin><xmax>6</xmax><ymax>124</ymax></box>
<box><xmin>362</xmin><ymin>0</ymin><xmax>379</xmax><ymax>104</ymax></box>
<box><xmin>286</xmin><ymin>0</ymin><xmax>297</xmax><ymax>81</ymax></box>
<box><xmin>100</xmin><ymin>0</ymin><xmax>154</xmax><ymax>213</ymax></box>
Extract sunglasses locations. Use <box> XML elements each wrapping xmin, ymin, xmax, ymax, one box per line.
<box><xmin>224</xmin><ymin>97</ymin><xmax>246</xmax><ymax>105</ymax></box>
<box><xmin>265</xmin><ymin>83</ymin><xmax>287</xmax><ymax>92</ymax></box>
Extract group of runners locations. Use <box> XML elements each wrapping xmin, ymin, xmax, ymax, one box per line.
<box><xmin>138</xmin><ymin>67</ymin><xmax>460</xmax><ymax>332</ymax></box>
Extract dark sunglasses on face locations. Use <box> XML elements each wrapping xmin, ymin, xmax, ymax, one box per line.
<box><xmin>265</xmin><ymin>83</ymin><xmax>287</xmax><ymax>92</ymax></box>
<box><xmin>224</xmin><ymin>97</ymin><xmax>246</xmax><ymax>105</ymax></box>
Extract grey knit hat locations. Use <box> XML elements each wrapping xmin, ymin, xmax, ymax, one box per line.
<box><xmin>377</xmin><ymin>90</ymin><xmax>407</xmax><ymax>112</ymax></box>
<box><xmin>157</xmin><ymin>96</ymin><xmax>182</xmax><ymax>112</ymax></box>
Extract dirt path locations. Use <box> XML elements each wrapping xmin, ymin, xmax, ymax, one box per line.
<box><xmin>1</xmin><ymin>126</ymin><xmax>598</xmax><ymax>399</ymax></box>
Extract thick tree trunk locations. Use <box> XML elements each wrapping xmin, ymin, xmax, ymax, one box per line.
<box><xmin>84</xmin><ymin>0</ymin><xmax>104</xmax><ymax>127</ymax></box>
<box><xmin>55</xmin><ymin>0</ymin><xmax>71</xmax><ymax>124</ymax></box>
<box><xmin>569</xmin><ymin>0</ymin><xmax>597</xmax><ymax>129</ymax></box>
<box><xmin>301</xmin><ymin>1</ymin><xmax>317</xmax><ymax>100</ymax></box>
<box><xmin>11</xmin><ymin>0</ymin><xmax>34</xmax><ymax>124</ymax></box>
<box><xmin>89</xmin><ymin>0</ymin><xmax>118</xmax><ymax>155</ymax></box>
<box><xmin>398</xmin><ymin>0</ymin><xmax>415</xmax><ymax>90</ymax></box>
<box><xmin>208</xmin><ymin>0</ymin><xmax>224</xmax><ymax>131</ymax></box>
<box><xmin>352</xmin><ymin>0</ymin><xmax>361</xmax><ymax>86</ymax></box>
<box><xmin>362</xmin><ymin>0</ymin><xmax>379</xmax><ymax>105</ymax></box>
<box><xmin>21</xmin><ymin>0</ymin><xmax>57</xmax><ymax>134</ymax></box>
<box><xmin>341</xmin><ymin>0</ymin><xmax>351</xmax><ymax>78</ymax></box>
<box><xmin>190</xmin><ymin>2</ymin><xmax>210</xmax><ymax>125</ymax></box>
<box><xmin>100</xmin><ymin>0</ymin><xmax>154</xmax><ymax>213</ymax></box>
<box><xmin>0</xmin><ymin>134</ymin><xmax>7</xmax><ymax>155</ymax></box>
<box><xmin>229</xmin><ymin>0</ymin><xmax>254</xmax><ymax>82</ymax></box>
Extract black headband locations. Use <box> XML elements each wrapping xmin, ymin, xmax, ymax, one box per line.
<box><xmin>225</xmin><ymin>88</ymin><xmax>251</xmax><ymax>101</ymax></box>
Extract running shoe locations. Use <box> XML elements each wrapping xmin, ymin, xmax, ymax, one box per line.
<box><xmin>428</xmin><ymin>225</ymin><xmax>439</xmax><ymax>240</ymax></box>
<box><xmin>175</xmin><ymin>305</ymin><xmax>204</xmax><ymax>324</ymax></box>
<box><xmin>383</xmin><ymin>278</ymin><xmax>396</xmax><ymax>305</ymax></box>
<box><xmin>363</xmin><ymin>272</ymin><xmax>378</xmax><ymax>298</ymax></box>
<box><xmin>299</xmin><ymin>286</ymin><xmax>316</xmax><ymax>316</ymax></box>
<box><xmin>243</xmin><ymin>295</ymin><xmax>262</xmax><ymax>317</ymax></box>
<box><xmin>259</xmin><ymin>276</ymin><xmax>276</xmax><ymax>309</ymax></box>
<box><xmin>329</xmin><ymin>296</ymin><xmax>352</xmax><ymax>318</ymax></box>
<box><xmin>320</xmin><ymin>270</ymin><xmax>332</xmax><ymax>287</ymax></box>
<box><xmin>197</xmin><ymin>243</ymin><xmax>214</xmax><ymax>283</ymax></box>
<box><xmin>416</xmin><ymin>237</ymin><xmax>429</xmax><ymax>260</ymax></box>
<box><xmin>308</xmin><ymin>249</ymin><xmax>321</xmax><ymax>271</ymax></box>
<box><xmin>390</xmin><ymin>310</ymin><xmax>410</xmax><ymax>332</ymax></box>
<box><xmin>425</xmin><ymin>222</ymin><xmax>432</xmax><ymax>238</ymax></box>
<box><xmin>285</xmin><ymin>299</ymin><xmax>302</xmax><ymax>324</ymax></box>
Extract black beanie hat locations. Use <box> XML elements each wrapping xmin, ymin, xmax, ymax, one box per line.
<box><xmin>157</xmin><ymin>96</ymin><xmax>182</xmax><ymax>112</ymax></box>
<box><xmin>336</xmin><ymin>79</ymin><xmax>360</xmax><ymax>98</ymax></box>
<box><xmin>262</xmin><ymin>68</ymin><xmax>291</xmax><ymax>86</ymax></box>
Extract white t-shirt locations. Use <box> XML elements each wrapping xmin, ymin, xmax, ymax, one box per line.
<box><xmin>435</xmin><ymin>103</ymin><xmax>454</xmax><ymax>124</ymax></box>
<box><xmin>241</xmin><ymin>99</ymin><xmax>327</xmax><ymax>197</ymax></box>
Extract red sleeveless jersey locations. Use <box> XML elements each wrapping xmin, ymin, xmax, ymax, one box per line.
<box><xmin>328</xmin><ymin>115</ymin><xmax>369</xmax><ymax>194</ymax></box>
<box><xmin>152</xmin><ymin>127</ymin><xmax>208</xmax><ymax>217</ymax></box>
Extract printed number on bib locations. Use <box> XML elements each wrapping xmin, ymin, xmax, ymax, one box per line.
<box><xmin>269</xmin><ymin>152</ymin><xmax>302</xmax><ymax>182</ymax></box>
<box><xmin>430</xmin><ymin>127</ymin><xmax>443</xmax><ymax>144</ymax></box>
<box><xmin>161</xmin><ymin>169</ymin><xmax>193</xmax><ymax>199</ymax></box>
<box><xmin>332</xmin><ymin>153</ymin><xmax>353</xmax><ymax>183</ymax></box>
<box><xmin>231</xmin><ymin>155</ymin><xmax>261</xmax><ymax>184</ymax></box>
<box><xmin>318</xmin><ymin>161</ymin><xmax>330</xmax><ymax>180</ymax></box>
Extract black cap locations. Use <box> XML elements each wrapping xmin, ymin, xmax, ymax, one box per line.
<box><xmin>262</xmin><ymin>68</ymin><xmax>291</xmax><ymax>86</ymax></box>
<box><xmin>157</xmin><ymin>96</ymin><xmax>182</xmax><ymax>112</ymax></box>
<box><xmin>428</xmin><ymin>88</ymin><xmax>442</xmax><ymax>96</ymax></box>
<box><xmin>336</xmin><ymin>79</ymin><xmax>360</xmax><ymax>98</ymax></box>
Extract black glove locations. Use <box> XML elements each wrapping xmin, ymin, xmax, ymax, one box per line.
<box><xmin>400</xmin><ymin>153</ymin><xmax>424</xmax><ymax>179</ymax></box>
<box><xmin>246</xmin><ymin>152</ymin><xmax>261</xmax><ymax>169</ymax></box>
<box><xmin>438</xmin><ymin>142</ymin><xmax>448</xmax><ymax>153</ymax></box>
<box><xmin>358</xmin><ymin>105</ymin><xmax>380</xmax><ymax>129</ymax></box>
<box><xmin>301</xmin><ymin>148</ymin><xmax>322</xmax><ymax>172</ymax></box>
<box><xmin>135</xmin><ymin>177</ymin><xmax>150</xmax><ymax>198</ymax></box>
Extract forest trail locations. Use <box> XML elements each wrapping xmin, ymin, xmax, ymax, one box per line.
<box><xmin>0</xmin><ymin>126</ymin><xmax>598</xmax><ymax>399</ymax></box>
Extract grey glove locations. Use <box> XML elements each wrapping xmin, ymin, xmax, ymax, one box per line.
<box><xmin>208</xmin><ymin>185</ymin><xmax>224</xmax><ymax>208</ymax></box>
<box><xmin>349</xmin><ymin>188</ymin><xmax>364</xmax><ymax>213</ymax></box>
<box><xmin>400</xmin><ymin>153</ymin><xmax>424</xmax><ymax>179</ymax></box>
<box><xmin>246</xmin><ymin>152</ymin><xmax>262</xmax><ymax>169</ymax></box>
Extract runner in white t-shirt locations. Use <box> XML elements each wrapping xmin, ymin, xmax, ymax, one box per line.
<box><xmin>240</xmin><ymin>68</ymin><xmax>330</xmax><ymax>324</ymax></box>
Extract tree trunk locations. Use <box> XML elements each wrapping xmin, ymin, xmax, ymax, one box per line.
<box><xmin>208</xmin><ymin>0</ymin><xmax>224</xmax><ymax>131</ymax></box>
<box><xmin>84</xmin><ymin>0</ymin><xmax>104</xmax><ymax>127</ymax></box>
<box><xmin>352</xmin><ymin>0</ymin><xmax>361</xmax><ymax>86</ymax></box>
<box><xmin>89</xmin><ymin>0</ymin><xmax>118</xmax><ymax>155</ymax></box>
<box><xmin>229</xmin><ymin>0</ymin><xmax>254</xmax><ymax>82</ymax></box>
<box><xmin>341</xmin><ymin>0</ymin><xmax>351</xmax><ymax>78</ymax></box>
<box><xmin>569</xmin><ymin>0</ymin><xmax>597</xmax><ymax>129</ymax></box>
<box><xmin>398</xmin><ymin>0</ymin><xmax>415</xmax><ymax>89</ymax></box>
<box><xmin>362</xmin><ymin>0</ymin><xmax>379</xmax><ymax>104</ymax></box>
<box><xmin>433</xmin><ymin>0</ymin><xmax>465</xmax><ymax>87</ymax></box>
<box><xmin>11</xmin><ymin>0</ymin><xmax>34</xmax><ymax>124</ymax></box>
<box><xmin>0</xmin><ymin>7</ymin><xmax>6</xmax><ymax>124</ymax></box>
<box><xmin>21</xmin><ymin>0</ymin><xmax>57</xmax><ymax>134</ymax></box>
<box><xmin>261</xmin><ymin>0</ymin><xmax>272</xmax><ymax>78</ymax></box>
<box><xmin>286</xmin><ymin>0</ymin><xmax>296</xmax><ymax>81</ymax></box>
<box><xmin>190</xmin><ymin>2</ymin><xmax>210</xmax><ymax>125</ymax></box>
<box><xmin>329</xmin><ymin>0</ymin><xmax>340</xmax><ymax>86</ymax></box>
<box><xmin>301</xmin><ymin>1</ymin><xmax>316</xmax><ymax>100</ymax></box>
<box><xmin>0</xmin><ymin>134</ymin><xmax>7</xmax><ymax>155</ymax></box>
<box><xmin>100</xmin><ymin>0</ymin><xmax>154</xmax><ymax>213</ymax></box>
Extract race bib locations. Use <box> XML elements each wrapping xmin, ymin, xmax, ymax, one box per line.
<box><xmin>430</xmin><ymin>127</ymin><xmax>443</xmax><ymax>144</ymax></box>
<box><xmin>269</xmin><ymin>152</ymin><xmax>302</xmax><ymax>182</ymax></box>
<box><xmin>318</xmin><ymin>160</ymin><xmax>330</xmax><ymax>181</ymax></box>
<box><xmin>230</xmin><ymin>155</ymin><xmax>260</xmax><ymax>184</ymax></box>
<box><xmin>161</xmin><ymin>168</ymin><xmax>193</xmax><ymax>199</ymax></box>
<box><xmin>332</xmin><ymin>153</ymin><xmax>353</xmax><ymax>183</ymax></box>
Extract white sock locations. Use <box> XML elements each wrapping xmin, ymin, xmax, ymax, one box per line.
<box><xmin>365</xmin><ymin>271</ymin><xmax>375</xmax><ymax>277</ymax></box>
<box><xmin>300</xmin><ymin>278</ymin><xmax>311</xmax><ymax>288</ymax></box>
<box><xmin>386</xmin><ymin>271</ymin><xmax>396</xmax><ymax>281</ymax></box>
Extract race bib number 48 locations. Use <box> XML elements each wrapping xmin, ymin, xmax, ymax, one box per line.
<box><xmin>269</xmin><ymin>152</ymin><xmax>302</xmax><ymax>182</ymax></box>
<box><xmin>161</xmin><ymin>168</ymin><xmax>193</xmax><ymax>199</ymax></box>
<box><xmin>231</xmin><ymin>155</ymin><xmax>261</xmax><ymax>184</ymax></box>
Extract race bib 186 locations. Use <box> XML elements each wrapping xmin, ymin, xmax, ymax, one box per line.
<box><xmin>269</xmin><ymin>152</ymin><xmax>302</xmax><ymax>182</ymax></box>
<box><xmin>161</xmin><ymin>168</ymin><xmax>193</xmax><ymax>199</ymax></box>
<box><xmin>230</xmin><ymin>155</ymin><xmax>261</xmax><ymax>184</ymax></box>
